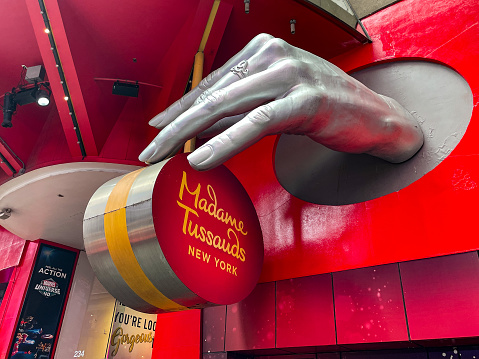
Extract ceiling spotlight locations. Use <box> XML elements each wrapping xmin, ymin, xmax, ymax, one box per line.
<box><xmin>1</xmin><ymin>70</ymin><xmax>52</xmax><ymax>128</ymax></box>
<box><xmin>44</xmin><ymin>28</ymin><xmax>50</xmax><ymax>34</ymax></box>
<box><xmin>112</xmin><ymin>81</ymin><xmax>139</xmax><ymax>98</ymax></box>
<box><xmin>64</xmin><ymin>96</ymin><xmax>69</xmax><ymax>101</ymax></box>
<box><xmin>36</xmin><ymin>89</ymin><xmax>50</xmax><ymax>106</ymax></box>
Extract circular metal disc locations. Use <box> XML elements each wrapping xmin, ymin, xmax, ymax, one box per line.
<box><xmin>274</xmin><ymin>60</ymin><xmax>473</xmax><ymax>205</ymax></box>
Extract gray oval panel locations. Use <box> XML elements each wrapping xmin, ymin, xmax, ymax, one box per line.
<box><xmin>274</xmin><ymin>60</ymin><xmax>473</xmax><ymax>205</ymax></box>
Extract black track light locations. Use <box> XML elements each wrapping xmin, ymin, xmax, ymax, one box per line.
<box><xmin>2</xmin><ymin>83</ymin><xmax>51</xmax><ymax>128</ymax></box>
<box><xmin>2</xmin><ymin>93</ymin><xmax>17</xmax><ymax>128</ymax></box>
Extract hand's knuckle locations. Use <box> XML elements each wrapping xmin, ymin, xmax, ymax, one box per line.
<box><xmin>249</xmin><ymin>105</ymin><xmax>273</xmax><ymax>125</ymax></box>
<box><xmin>262</xmin><ymin>38</ymin><xmax>289</xmax><ymax>58</ymax></box>
<box><xmin>303</xmin><ymin>84</ymin><xmax>326</xmax><ymax>99</ymax></box>
<box><xmin>251</xmin><ymin>33</ymin><xmax>275</xmax><ymax>48</ymax></box>
<box><xmin>194</xmin><ymin>90</ymin><xmax>209</xmax><ymax>105</ymax></box>
<box><xmin>264</xmin><ymin>38</ymin><xmax>290</xmax><ymax>56</ymax></box>
<box><xmin>278</xmin><ymin>58</ymin><xmax>302</xmax><ymax>71</ymax></box>
<box><xmin>224</xmin><ymin>131</ymin><xmax>235</xmax><ymax>144</ymax></box>
<box><xmin>272</xmin><ymin>59</ymin><xmax>307</xmax><ymax>83</ymax></box>
<box><xmin>167</xmin><ymin>120</ymin><xmax>180</xmax><ymax>136</ymax></box>
<box><xmin>198</xmin><ymin>80</ymin><xmax>208</xmax><ymax>92</ymax></box>
<box><xmin>177</xmin><ymin>98</ymin><xmax>187</xmax><ymax>112</ymax></box>
<box><xmin>199</xmin><ymin>70</ymin><xmax>219</xmax><ymax>90</ymax></box>
<box><xmin>196</xmin><ymin>89</ymin><xmax>227</xmax><ymax>110</ymax></box>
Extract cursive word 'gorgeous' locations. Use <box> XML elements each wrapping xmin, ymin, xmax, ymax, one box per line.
<box><xmin>110</xmin><ymin>327</ymin><xmax>153</xmax><ymax>356</ymax></box>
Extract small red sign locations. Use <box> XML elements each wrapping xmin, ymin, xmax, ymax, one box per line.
<box><xmin>152</xmin><ymin>154</ymin><xmax>264</xmax><ymax>305</ymax></box>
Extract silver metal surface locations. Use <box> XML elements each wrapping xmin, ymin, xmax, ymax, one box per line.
<box><xmin>275</xmin><ymin>60</ymin><xmax>473</xmax><ymax>204</ymax></box>
<box><xmin>83</xmin><ymin>175</ymin><xmax>121</xmax><ymax>220</ymax></box>
<box><xmin>125</xmin><ymin>162</ymin><xmax>205</xmax><ymax>307</ymax></box>
<box><xmin>139</xmin><ymin>34</ymin><xmax>423</xmax><ymax>171</ymax></box>
<box><xmin>125</xmin><ymin>160</ymin><xmax>167</xmax><ymax>207</ymax></box>
<box><xmin>84</xmin><ymin>159</ymin><xmax>210</xmax><ymax>312</ymax></box>
<box><xmin>83</xmin><ymin>214</ymin><xmax>158</xmax><ymax>313</ymax></box>
<box><xmin>84</xmin><ymin>171</ymin><xmax>161</xmax><ymax>313</ymax></box>
<box><xmin>0</xmin><ymin>208</ymin><xmax>11</xmax><ymax>220</ymax></box>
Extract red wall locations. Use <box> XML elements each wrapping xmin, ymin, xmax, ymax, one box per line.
<box><xmin>224</xmin><ymin>0</ymin><xmax>479</xmax><ymax>283</ymax></box>
<box><xmin>152</xmin><ymin>310</ymin><xmax>202</xmax><ymax>359</ymax></box>
<box><xmin>202</xmin><ymin>252</ymin><xmax>479</xmax><ymax>357</ymax></box>
<box><xmin>400</xmin><ymin>253</ymin><xmax>479</xmax><ymax>343</ymax></box>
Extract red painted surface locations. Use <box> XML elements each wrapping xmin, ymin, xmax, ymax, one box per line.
<box><xmin>152</xmin><ymin>309</ymin><xmax>201</xmax><ymax>359</ymax></box>
<box><xmin>0</xmin><ymin>229</ymin><xmax>25</xmax><ymax>271</ymax></box>
<box><xmin>0</xmin><ymin>141</ymin><xmax>23</xmax><ymax>174</ymax></box>
<box><xmin>333</xmin><ymin>264</ymin><xmax>409</xmax><ymax>346</ymax></box>
<box><xmin>43</xmin><ymin>0</ymin><xmax>98</xmax><ymax>156</ymax></box>
<box><xmin>24</xmin><ymin>0</ymin><xmax>85</xmax><ymax>158</ymax></box>
<box><xmin>153</xmin><ymin>154</ymin><xmax>263</xmax><ymax>305</ymax></box>
<box><xmin>0</xmin><ymin>161</ymin><xmax>14</xmax><ymax>177</ymax></box>
<box><xmin>0</xmin><ymin>240</ymin><xmax>39</xmax><ymax>359</ymax></box>
<box><xmin>225</xmin><ymin>282</ymin><xmax>275</xmax><ymax>351</ymax></box>
<box><xmin>400</xmin><ymin>252</ymin><xmax>479</xmax><ymax>341</ymax></box>
<box><xmin>99</xmin><ymin>95</ymin><xmax>155</xmax><ymax>161</ymax></box>
<box><xmin>203</xmin><ymin>254</ymin><xmax>479</xmax><ymax>352</ymax></box>
<box><xmin>276</xmin><ymin>274</ymin><xmax>336</xmax><ymax>348</ymax></box>
<box><xmin>57</xmin><ymin>0</ymin><xmax>213</xmax><ymax>158</ymax></box>
<box><xmin>26</xmin><ymin>109</ymin><xmax>73</xmax><ymax>168</ymax></box>
<box><xmin>209</xmin><ymin>0</ymin><xmax>363</xmax><ymax>71</ymax></box>
<box><xmin>223</xmin><ymin>0</ymin><xmax>479</xmax><ymax>283</ymax></box>
<box><xmin>202</xmin><ymin>3</ymin><xmax>233</xmax><ymax>77</ymax></box>
<box><xmin>202</xmin><ymin>305</ymin><xmax>226</xmax><ymax>353</ymax></box>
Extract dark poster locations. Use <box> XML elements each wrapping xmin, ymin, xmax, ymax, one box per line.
<box><xmin>8</xmin><ymin>243</ymin><xmax>77</xmax><ymax>359</ymax></box>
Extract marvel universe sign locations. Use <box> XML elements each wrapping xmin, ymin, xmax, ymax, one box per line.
<box><xmin>8</xmin><ymin>243</ymin><xmax>77</xmax><ymax>359</ymax></box>
<box><xmin>35</xmin><ymin>278</ymin><xmax>60</xmax><ymax>297</ymax></box>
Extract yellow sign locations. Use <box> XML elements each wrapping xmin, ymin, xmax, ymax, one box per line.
<box><xmin>108</xmin><ymin>302</ymin><xmax>157</xmax><ymax>358</ymax></box>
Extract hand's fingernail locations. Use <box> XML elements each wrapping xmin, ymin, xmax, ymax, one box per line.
<box><xmin>139</xmin><ymin>142</ymin><xmax>156</xmax><ymax>162</ymax></box>
<box><xmin>149</xmin><ymin>114</ymin><xmax>165</xmax><ymax>128</ymax></box>
<box><xmin>187</xmin><ymin>145</ymin><xmax>213</xmax><ymax>167</ymax></box>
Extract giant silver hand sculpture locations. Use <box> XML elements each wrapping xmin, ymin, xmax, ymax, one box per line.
<box><xmin>139</xmin><ymin>34</ymin><xmax>424</xmax><ymax>170</ymax></box>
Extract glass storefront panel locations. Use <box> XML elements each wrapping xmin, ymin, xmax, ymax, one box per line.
<box><xmin>74</xmin><ymin>278</ymin><xmax>156</xmax><ymax>359</ymax></box>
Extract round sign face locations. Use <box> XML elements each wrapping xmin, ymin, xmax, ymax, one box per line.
<box><xmin>152</xmin><ymin>154</ymin><xmax>264</xmax><ymax>305</ymax></box>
